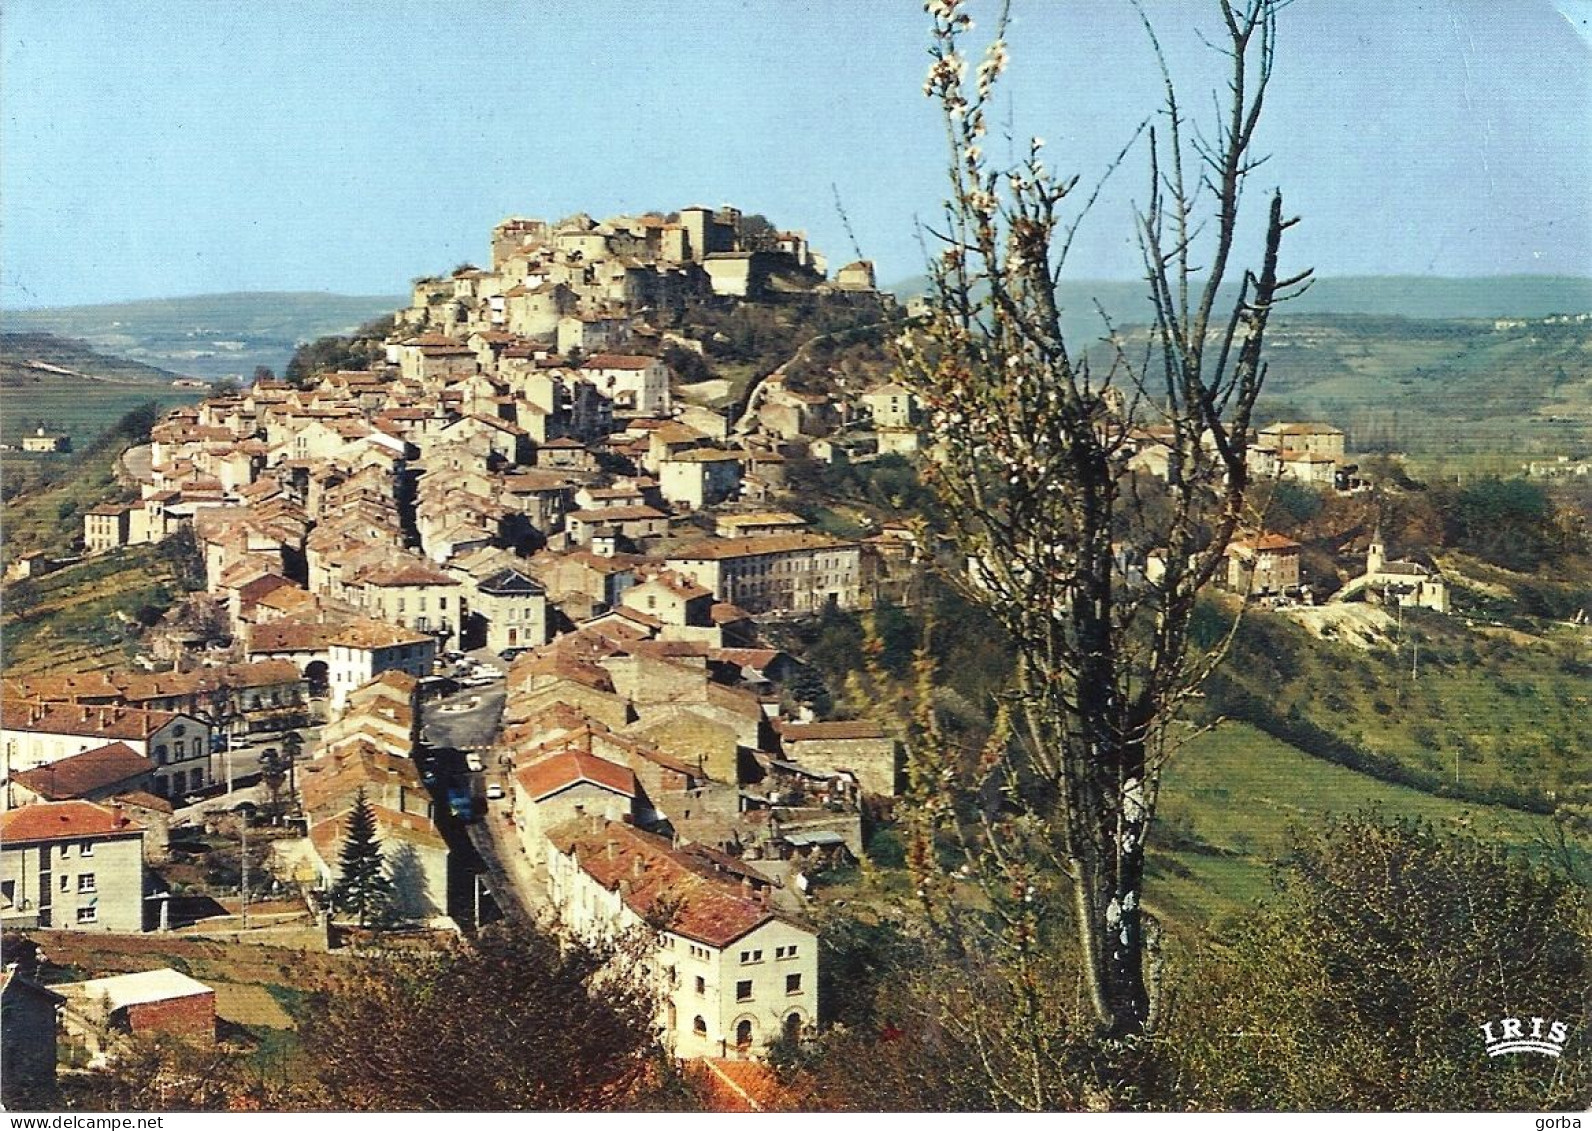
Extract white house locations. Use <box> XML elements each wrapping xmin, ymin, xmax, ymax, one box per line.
<box><xmin>545</xmin><ymin>819</ymin><xmax>818</xmax><ymax>1060</ymax></box>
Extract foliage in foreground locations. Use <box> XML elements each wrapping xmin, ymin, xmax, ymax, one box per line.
<box><xmin>61</xmin><ymin>927</ymin><xmax>699</xmax><ymax>1112</ymax></box>
<box><xmin>781</xmin><ymin>815</ymin><xmax>1590</xmax><ymax>1112</ymax></box>
<box><xmin>1167</xmin><ymin>815</ymin><xmax>1590</xmax><ymax>1111</ymax></box>
<box><xmin>295</xmin><ymin>927</ymin><xmax>695</xmax><ymax>1110</ymax></box>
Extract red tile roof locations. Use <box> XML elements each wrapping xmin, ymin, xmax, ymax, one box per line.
<box><xmin>1</xmin><ymin>800</ymin><xmax>145</xmax><ymax>844</ymax></box>
<box><xmin>549</xmin><ymin>820</ymin><xmax>784</xmax><ymax>948</ymax></box>
<box><xmin>11</xmin><ymin>743</ymin><xmax>154</xmax><ymax>800</ymax></box>
<box><xmin>1</xmin><ymin>701</ymin><xmax>189</xmax><ymax>741</ymax></box>
<box><xmin>582</xmin><ymin>354</ymin><xmax>657</xmax><ymax>371</ymax></box>
<box><xmin>516</xmin><ymin>751</ymin><xmax>637</xmax><ymax>802</ymax></box>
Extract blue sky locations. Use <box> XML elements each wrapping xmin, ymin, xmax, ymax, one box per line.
<box><xmin>2</xmin><ymin>1</ymin><xmax>1588</xmax><ymax>309</ymax></box>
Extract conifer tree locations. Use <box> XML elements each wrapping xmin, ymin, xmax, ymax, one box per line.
<box><xmin>333</xmin><ymin>788</ymin><xmax>391</xmax><ymax>928</ymax></box>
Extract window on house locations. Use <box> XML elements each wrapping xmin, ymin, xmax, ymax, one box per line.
<box><xmin>1</xmin><ymin>880</ymin><xmax>15</xmax><ymax>908</ymax></box>
<box><xmin>79</xmin><ymin>841</ymin><xmax>93</xmax><ymax>857</ymax></box>
<box><xmin>154</xmin><ymin>744</ymin><xmax>168</xmax><ymax>765</ymax></box>
<box><xmin>60</xmin><ymin>874</ymin><xmax>70</xmax><ymax>892</ymax></box>
<box><xmin>786</xmin><ymin>973</ymin><xmax>802</xmax><ymax>995</ymax></box>
<box><xmin>76</xmin><ymin>906</ymin><xmax>97</xmax><ymax>924</ymax></box>
<box><xmin>694</xmin><ymin>975</ymin><xmax>706</xmax><ymax>995</ymax></box>
<box><xmin>735</xmin><ymin>1019</ymin><xmax>753</xmax><ymax>1047</ymax></box>
<box><xmin>78</xmin><ymin>874</ymin><xmax>96</xmax><ymax>893</ymax></box>
<box><xmin>692</xmin><ymin>1016</ymin><xmax>707</xmax><ymax>1036</ymax></box>
<box><xmin>736</xmin><ymin>980</ymin><xmax>753</xmax><ymax>1002</ymax></box>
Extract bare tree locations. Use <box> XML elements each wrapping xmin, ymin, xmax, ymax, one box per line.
<box><xmin>899</xmin><ymin>0</ymin><xmax>1309</xmax><ymax>1041</ymax></box>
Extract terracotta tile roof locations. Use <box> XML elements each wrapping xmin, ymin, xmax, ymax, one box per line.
<box><xmin>1</xmin><ymin>800</ymin><xmax>145</xmax><ymax>844</ymax></box>
<box><xmin>364</xmin><ymin>669</ymin><xmax>420</xmax><ymax>695</ymax></box>
<box><xmin>516</xmin><ymin>751</ymin><xmax>637</xmax><ymax>802</ymax></box>
<box><xmin>11</xmin><ymin>743</ymin><xmax>154</xmax><ymax>799</ymax></box>
<box><xmin>515</xmin><ymin>651</ymin><xmax>616</xmax><ymax>692</ymax></box>
<box><xmin>113</xmin><ymin>790</ymin><xmax>173</xmax><ymax>814</ymax></box>
<box><xmin>2</xmin><ymin>701</ymin><xmax>189</xmax><ymax>741</ymax></box>
<box><xmin>1228</xmin><ymin>533</ymin><xmax>1302</xmax><ymax>554</ymax></box>
<box><xmin>715</xmin><ymin>511</ymin><xmax>807</xmax><ymax>530</ymax></box>
<box><xmin>581</xmin><ymin>354</ymin><xmax>657</xmax><ymax>371</ymax></box>
<box><xmin>710</xmin><ymin>601</ymin><xmax>753</xmax><ymax>624</ymax></box>
<box><xmin>357</xmin><ymin>560</ymin><xmax>459</xmax><ymax>587</ymax></box>
<box><xmin>248</xmin><ymin>616</ymin><xmax>430</xmax><ymax>654</ymax></box>
<box><xmin>549</xmin><ymin>820</ymin><xmax>783</xmax><ymax>948</ymax></box>
<box><xmin>661</xmin><ymin>447</ymin><xmax>742</xmax><ymax>464</ymax></box>
<box><xmin>308</xmin><ymin>804</ymin><xmax>445</xmax><ymax>860</ymax></box>
<box><xmin>634</xmin><ymin>571</ymin><xmax>712</xmax><ymax>600</ymax></box>
<box><xmin>567</xmin><ymin>505</ymin><xmax>667</xmax><ymax>523</ymax></box>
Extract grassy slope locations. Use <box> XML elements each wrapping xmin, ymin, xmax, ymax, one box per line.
<box><xmin>2</xmin><ymin>544</ymin><xmax>181</xmax><ymax>675</ymax></box>
<box><xmin>1207</xmin><ymin>605</ymin><xmax>1588</xmax><ymax>814</ymax></box>
<box><xmin>2</xmin><ymin>332</ymin><xmax>207</xmax><ymax>448</ymax></box>
<box><xmin>1150</xmin><ymin>722</ymin><xmax>1575</xmax><ymax>925</ymax></box>
<box><xmin>2</xmin><ymin>331</ymin><xmax>187</xmax><ymax>383</ymax></box>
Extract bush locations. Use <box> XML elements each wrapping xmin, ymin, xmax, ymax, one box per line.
<box><xmin>1169</xmin><ymin>815</ymin><xmax>1591</xmax><ymax>1110</ymax></box>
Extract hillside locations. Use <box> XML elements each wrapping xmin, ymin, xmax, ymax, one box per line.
<box><xmin>1252</xmin><ymin>314</ymin><xmax>1592</xmax><ymax>462</ymax></box>
<box><xmin>0</xmin><ymin>291</ymin><xmax>404</xmax><ymax>380</ymax></box>
<box><xmin>0</xmin><ymin>334</ymin><xmax>207</xmax><ymax>451</ymax></box>
<box><xmin>1</xmin><ymin>332</ymin><xmax>189</xmax><ymax>385</ymax></box>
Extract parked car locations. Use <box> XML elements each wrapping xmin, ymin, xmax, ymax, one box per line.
<box><xmin>466</xmin><ymin>753</ymin><xmax>485</xmax><ymax>773</ymax></box>
<box><xmin>499</xmin><ymin>648</ymin><xmax>526</xmax><ymax>662</ymax></box>
<box><xmin>486</xmin><ymin>782</ymin><xmax>505</xmax><ymax>800</ymax></box>
<box><xmin>446</xmin><ymin>784</ymin><xmax>474</xmax><ymax>821</ymax></box>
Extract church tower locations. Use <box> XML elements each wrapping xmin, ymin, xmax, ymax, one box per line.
<box><xmin>1367</xmin><ymin>524</ymin><xmax>1386</xmax><ymax>576</ymax></box>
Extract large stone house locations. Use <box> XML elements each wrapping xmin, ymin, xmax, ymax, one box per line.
<box><xmin>666</xmin><ymin>534</ymin><xmax>863</xmax><ymax>615</ymax></box>
<box><xmin>1224</xmin><ymin>533</ymin><xmax>1303</xmax><ymax>597</ymax></box>
<box><xmin>469</xmin><ymin>567</ymin><xmax>550</xmax><ymax>653</ymax></box>
<box><xmin>545</xmin><ymin>819</ymin><xmax>818</xmax><ymax>1060</ymax></box>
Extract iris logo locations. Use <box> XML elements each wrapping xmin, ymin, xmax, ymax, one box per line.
<box><xmin>1479</xmin><ymin>1016</ymin><xmax>1570</xmax><ymax>1058</ymax></box>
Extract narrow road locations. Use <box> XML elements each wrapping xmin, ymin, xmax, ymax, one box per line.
<box><xmin>730</xmin><ymin>318</ymin><xmax>896</xmax><ymax>436</ymax></box>
<box><xmin>464</xmin><ymin>809</ymin><xmax>547</xmax><ymax>936</ymax></box>
<box><xmin>119</xmin><ymin>443</ymin><xmax>154</xmax><ymax>486</ymax></box>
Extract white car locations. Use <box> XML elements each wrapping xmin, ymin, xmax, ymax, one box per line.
<box><xmin>466</xmin><ymin>753</ymin><xmax>485</xmax><ymax>773</ymax></box>
<box><xmin>486</xmin><ymin>782</ymin><xmax>505</xmax><ymax>801</ymax></box>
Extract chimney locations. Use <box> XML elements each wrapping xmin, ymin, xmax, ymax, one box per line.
<box><xmin>606</xmin><ymin>839</ymin><xmax>616</xmax><ymax>863</ymax></box>
<box><xmin>633</xmin><ymin>854</ymin><xmax>645</xmax><ymax>878</ymax></box>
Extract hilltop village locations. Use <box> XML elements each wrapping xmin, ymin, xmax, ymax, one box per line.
<box><xmin>1</xmin><ymin>204</ymin><xmax>1442</xmax><ymax>1079</ymax></box>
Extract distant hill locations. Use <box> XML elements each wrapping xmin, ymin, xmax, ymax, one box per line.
<box><xmin>889</xmin><ymin>274</ymin><xmax>1592</xmax><ymax>334</ymax></box>
<box><xmin>1</xmin><ymin>332</ymin><xmax>189</xmax><ymax>385</ymax></box>
<box><xmin>0</xmin><ymin>291</ymin><xmax>405</xmax><ymax>381</ymax></box>
<box><xmin>1140</xmin><ymin>312</ymin><xmax>1592</xmax><ymax>460</ymax></box>
<box><xmin>0</xmin><ymin>333</ymin><xmax>207</xmax><ymax>450</ymax></box>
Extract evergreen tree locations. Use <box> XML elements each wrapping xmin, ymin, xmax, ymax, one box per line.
<box><xmin>332</xmin><ymin>789</ymin><xmax>391</xmax><ymax>928</ymax></box>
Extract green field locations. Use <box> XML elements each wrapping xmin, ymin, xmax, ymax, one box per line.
<box><xmin>1205</xmin><ymin>604</ymin><xmax>1590</xmax><ymax>816</ymax></box>
<box><xmin>1</xmin><ymin>379</ymin><xmax>204</xmax><ymax>450</ymax></box>
<box><xmin>1150</xmin><ymin>722</ymin><xmax>1575</xmax><ymax>924</ymax></box>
